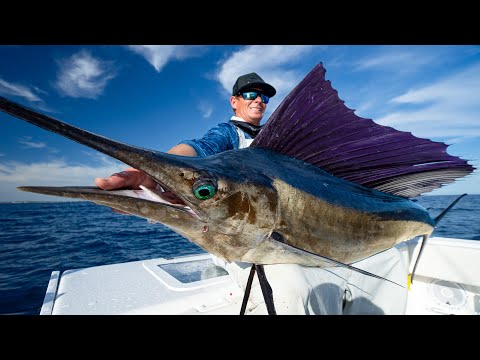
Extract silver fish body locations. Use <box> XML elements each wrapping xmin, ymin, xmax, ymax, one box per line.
<box><xmin>19</xmin><ymin>146</ymin><xmax>435</xmax><ymax>267</ymax></box>
<box><xmin>1</xmin><ymin>95</ymin><xmax>435</xmax><ymax>269</ymax></box>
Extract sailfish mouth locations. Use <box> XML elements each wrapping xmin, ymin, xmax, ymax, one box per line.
<box><xmin>116</xmin><ymin>183</ymin><xmax>200</xmax><ymax>219</ymax></box>
<box><xmin>0</xmin><ymin>96</ymin><xmax>202</xmax><ymax>219</ymax></box>
<box><xmin>17</xmin><ymin>176</ymin><xmax>203</xmax><ymax>220</ymax></box>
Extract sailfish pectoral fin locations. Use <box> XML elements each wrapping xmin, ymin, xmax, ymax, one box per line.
<box><xmin>270</xmin><ymin>238</ymin><xmax>405</xmax><ymax>288</ymax></box>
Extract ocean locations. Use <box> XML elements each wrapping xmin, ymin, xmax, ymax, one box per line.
<box><xmin>0</xmin><ymin>194</ymin><xmax>479</xmax><ymax>315</ymax></box>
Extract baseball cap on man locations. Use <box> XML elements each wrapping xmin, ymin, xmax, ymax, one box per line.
<box><xmin>232</xmin><ymin>72</ymin><xmax>276</xmax><ymax>98</ymax></box>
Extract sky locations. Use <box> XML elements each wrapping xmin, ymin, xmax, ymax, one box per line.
<box><xmin>0</xmin><ymin>45</ymin><xmax>479</xmax><ymax>202</ymax></box>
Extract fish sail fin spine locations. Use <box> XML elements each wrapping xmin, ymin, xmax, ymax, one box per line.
<box><xmin>279</xmin><ymin>240</ymin><xmax>404</xmax><ymax>288</ymax></box>
<box><xmin>252</xmin><ymin>63</ymin><xmax>475</xmax><ymax>198</ymax></box>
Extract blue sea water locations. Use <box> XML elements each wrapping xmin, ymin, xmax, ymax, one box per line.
<box><xmin>0</xmin><ymin>194</ymin><xmax>479</xmax><ymax>315</ymax></box>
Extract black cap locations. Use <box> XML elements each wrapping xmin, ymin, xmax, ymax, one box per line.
<box><xmin>232</xmin><ymin>72</ymin><xmax>276</xmax><ymax>98</ymax></box>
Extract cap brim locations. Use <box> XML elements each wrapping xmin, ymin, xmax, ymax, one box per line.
<box><xmin>237</xmin><ymin>82</ymin><xmax>276</xmax><ymax>98</ymax></box>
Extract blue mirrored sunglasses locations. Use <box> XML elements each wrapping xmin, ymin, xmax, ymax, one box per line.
<box><xmin>239</xmin><ymin>91</ymin><xmax>269</xmax><ymax>104</ymax></box>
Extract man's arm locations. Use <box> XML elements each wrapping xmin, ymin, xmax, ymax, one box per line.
<box><xmin>94</xmin><ymin>143</ymin><xmax>197</xmax><ymax>190</ymax></box>
<box><xmin>168</xmin><ymin>143</ymin><xmax>198</xmax><ymax>156</ymax></box>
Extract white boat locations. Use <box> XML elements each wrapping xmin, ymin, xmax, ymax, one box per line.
<box><xmin>39</xmin><ymin>236</ymin><xmax>480</xmax><ymax>315</ymax></box>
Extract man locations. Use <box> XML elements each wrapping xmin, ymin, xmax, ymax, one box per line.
<box><xmin>95</xmin><ymin>72</ymin><xmax>409</xmax><ymax>315</ymax></box>
<box><xmin>95</xmin><ymin>72</ymin><xmax>273</xmax><ymax>191</ymax></box>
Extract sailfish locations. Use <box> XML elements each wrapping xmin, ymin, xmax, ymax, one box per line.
<box><xmin>0</xmin><ymin>63</ymin><xmax>475</xmax><ymax>314</ymax></box>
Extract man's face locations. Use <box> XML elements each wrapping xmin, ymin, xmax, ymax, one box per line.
<box><xmin>230</xmin><ymin>87</ymin><xmax>268</xmax><ymax>125</ymax></box>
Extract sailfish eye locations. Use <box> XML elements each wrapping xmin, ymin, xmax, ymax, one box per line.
<box><xmin>193</xmin><ymin>178</ymin><xmax>217</xmax><ymax>200</ymax></box>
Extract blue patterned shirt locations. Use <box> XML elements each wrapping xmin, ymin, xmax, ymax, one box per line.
<box><xmin>180</xmin><ymin>118</ymin><xmax>254</xmax><ymax>157</ymax></box>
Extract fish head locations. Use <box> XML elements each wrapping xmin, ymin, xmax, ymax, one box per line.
<box><xmin>137</xmin><ymin>152</ymin><xmax>279</xmax><ymax>261</ymax></box>
<box><xmin>0</xmin><ymin>96</ymin><xmax>283</xmax><ymax>263</ymax></box>
<box><xmin>17</xmin><ymin>147</ymin><xmax>280</xmax><ymax>262</ymax></box>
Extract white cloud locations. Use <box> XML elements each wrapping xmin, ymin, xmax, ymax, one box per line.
<box><xmin>375</xmin><ymin>63</ymin><xmax>480</xmax><ymax>140</ymax></box>
<box><xmin>126</xmin><ymin>45</ymin><xmax>206</xmax><ymax>72</ymax></box>
<box><xmin>17</xmin><ymin>136</ymin><xmax>47</xmax><ymax>149</ymax></box>
<box><xmin>55</xmin><ymin>50</ymin><xmax>116</xmax><ymax>99</ymax></box>
<box><xmin>355</xmin><ymin>49</ymin><xmax>436</xmax><ymax>71</ymax></box>
<box><xmin>353</xmin><ymin>99</ymin><xmax>376</xmax><ymax>116</ymax></box>
<box><xmin>0</xmin><ymin>157</ymin><xmax>126</xmax><ymax>202</ymax></box>
<box><xmin>197</xmin><ymin>102</ymin><xmax>213</xmax><ymax>119</ymax></box>
<box><xmin>0</xmin><ymin>77</ymin><xmax>43</xmax><ymax>102</ymax></box>
<box><xmin>0</xmin><ymin>157</ymin><xmax>124</xmax><ymax>184</ymax></box>
<box><xmin>390</xmin><ymin>64</ymin><xmax>480</xmax><ymax>107</ymax></box>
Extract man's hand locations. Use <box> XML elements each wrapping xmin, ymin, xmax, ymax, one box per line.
<box><xmin>95</xmin><ymin>168</ymin><xmax>157</xmax><ymax>190</ymax></box>
<box><xmin>94</xmin><ymin>144</ymin><xmax>197</xmax><ymax>191</ymax></box>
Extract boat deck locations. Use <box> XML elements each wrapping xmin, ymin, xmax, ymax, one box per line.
<box><xmin>40</xmin><ymin>237</ymin><xmax>480</xmax><ymax>315</ymax></box>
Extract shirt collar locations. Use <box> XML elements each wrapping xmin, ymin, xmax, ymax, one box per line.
<box><xmin>229</xmin><ymin>117</ymin><xmax>264</xmax><ymax>138</ymax></box>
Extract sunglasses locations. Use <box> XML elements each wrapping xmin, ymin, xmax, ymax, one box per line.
<box><xmin>239</xmin><ymin>91</ymin><xmax>269</xmax><ymax>104</ymax></box>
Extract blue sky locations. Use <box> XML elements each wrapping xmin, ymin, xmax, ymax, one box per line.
<box><xmin>0</xmin><ymin>45</ymin><xmax>479</xmax><ymax>202</ymax></box>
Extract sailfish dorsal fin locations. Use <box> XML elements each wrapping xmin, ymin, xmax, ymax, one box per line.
<box><xmin>252</xmin><ymin>63</ymin><xmax>475</xmax><ymax>198</ymax></box>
